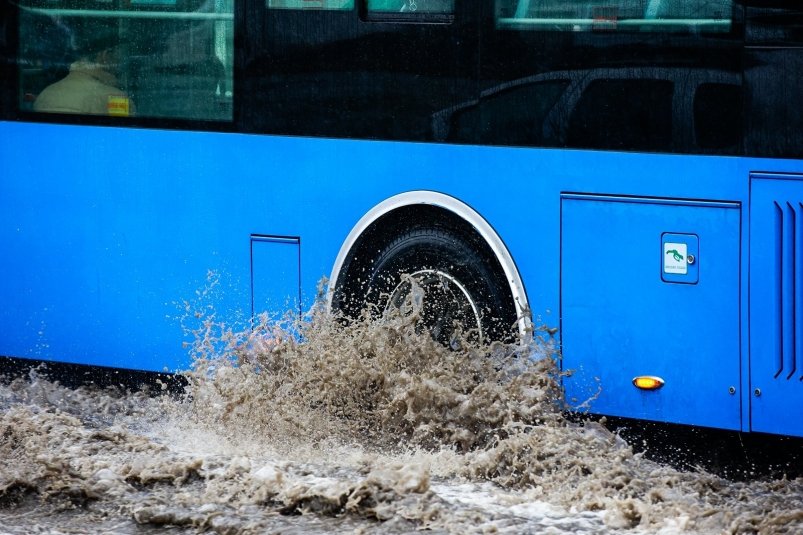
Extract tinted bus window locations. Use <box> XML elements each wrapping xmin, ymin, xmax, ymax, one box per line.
<box><xmin>568</xmin><ymin>79</ymin><xmax>673</xmax><ymax>151</ymax></box>
<box><xmin>267</xmin><ymin>0</ymin><xmax>353</xmax><ymax>9</ymax></box>
<box><xmin>496</xmin><ymin>0</ymin><xmax>733</xmax><ymax>33</ymax></box>
<box><xmin>439</xmin><ymin>79</ymin><xmax>569</xmax><ymax>144</ymax></box>
<box><xmin>19</xmin><ymin>0</ymin><xmax>233</xmax><ymax>121</ymax></box>
<box><xmin>693</xmin><ymin>82</ymin><xmax>742</xmax><ymax>151</ymax></box>
<box><xmin>367</xmin><ymin>0</ymin><xmax>454</xmax><ymax>15</ymax></box>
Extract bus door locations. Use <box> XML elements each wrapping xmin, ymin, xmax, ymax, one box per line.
<box><xmin>244</xmin><ymin>0</ymin><xmax>479</xmax><ymax>141</ymax></box>
<box><xmin>750</xmin><ymin>174</ymin><xmax>803</xmax><ymax>438</ymax></box>
<box><xmin>746</xmin><ymin>4</ymin><xmax>803</xmax><ymax>438</ymax></box>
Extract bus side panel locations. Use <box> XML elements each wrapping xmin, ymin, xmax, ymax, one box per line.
<box><xmin>0</xmin><ymin>122</ymin><xmax>561</xmax><ymax>373</ymax></box>
<box><xmin>561</xmin><ymin>195</ymin><xmax>742</xmax><ymax>430</ymax></box>
<box><xmin>0</xmin><ymin>123</ymin><xmax>347</xmax><ymax>372</ymax></box>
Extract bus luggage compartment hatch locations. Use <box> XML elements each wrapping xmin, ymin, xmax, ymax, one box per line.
<box><xmin>560</xmin><ymin>193</ymin><xmax>740</xmax><ymax>430</ymax></box>
<box><xmin>250</xmin><ymin>235</ymin><xmax>301</xmax><ymax>320</ymax></box>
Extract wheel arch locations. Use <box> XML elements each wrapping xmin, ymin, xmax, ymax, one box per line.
<box><xmin>328</xmin><ymin>191</ymin><xmax>530</xmax><ymax>336</ymax></box>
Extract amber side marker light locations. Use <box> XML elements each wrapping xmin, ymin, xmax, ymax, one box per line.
<box><xmin>632</xmin><ymin>376</ymin><xmax>665</xmax><ymax>390</ymax></box>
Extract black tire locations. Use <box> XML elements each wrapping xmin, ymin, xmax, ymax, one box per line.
<box><xmin>335</xmin><ymin>225</ymin><xmax>517</xmax><ymax>345</ymax></box>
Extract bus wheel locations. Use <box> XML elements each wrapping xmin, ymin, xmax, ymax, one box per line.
<box><xmin>336</xmin><ymin>225</ymin><xmax>517</xmax><ymax>346</ymax></box>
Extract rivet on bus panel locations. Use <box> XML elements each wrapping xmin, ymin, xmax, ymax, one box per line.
<box><xmin>632</xmin><ymin>376</ymin><xmax>665</xmax><ymax>390</ymax></box>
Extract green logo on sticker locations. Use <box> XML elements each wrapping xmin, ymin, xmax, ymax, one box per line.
<box><xmin>666</xmin><ymin>249</ymin><xmax>684</xmax><ymax>262</ymax></box>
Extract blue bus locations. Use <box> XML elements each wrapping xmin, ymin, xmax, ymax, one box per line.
<box><xmin>1</xmin><ymin>0</ymin><xmax>802</xmax><ymax>438</ymax></box>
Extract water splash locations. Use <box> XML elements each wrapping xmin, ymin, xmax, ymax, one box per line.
<box><xmin>1</xmin><ymin>284</ymin><xmax>801</xmax><ymax>533</ymax></box>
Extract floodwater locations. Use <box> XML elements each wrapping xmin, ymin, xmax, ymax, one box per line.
<box><xmin>1</xmin><ymin>304</ymin><xmax>801</xmax><ymax>534</ymax></box>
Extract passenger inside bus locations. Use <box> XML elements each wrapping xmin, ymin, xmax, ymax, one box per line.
<box><xmin>34</xmin><ymin>30</ymin><xmax>134</xmax><ymax>117</ymax></box>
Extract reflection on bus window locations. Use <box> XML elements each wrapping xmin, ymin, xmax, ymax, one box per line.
<box><xmin>367</xmin><ymin>0</ymin><xmax>454</xmax><ymax>15</ymax></box>
<box><xmin>266</xmin><ymin>0</ymin><xmax>354</xmax><ymax>10</ymax></box>
<box><xmin>568</xmin><ymin>79</ymin><xmax>673</xmax><ymax>151</ymax></box>
<box><xmin>694</xmin><ymin>83</ymin><xmax>742</xmax><ymax>150</ymax></box>
<box><xmin>19</xmin><ymin>0</ymin><xmax>234</xmax><ymax>121</ymax></box>
<box><xmin>496</xmin><ymin>0</ymin><xmax>733</xmax><ymax>33</ymax></box>
<box><xmin>440</xmin><ymin>79</ymin><xmax>569</xmax><ymax>144</ymax></box>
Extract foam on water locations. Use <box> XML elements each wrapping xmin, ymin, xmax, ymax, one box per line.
<box><xmin>1</xmin><ymin>293</ymin><xmax>801</xmax><ymax>533</ymax></box>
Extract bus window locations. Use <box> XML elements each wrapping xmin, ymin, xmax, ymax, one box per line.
<box><xmin>442</xmin><ymin>79</ymin><xmax>569</xmax><ymax>144</ymax></box>
<box><xmin>693</xmin><ymin>83</ymin><xmax>742</xmax><ymax>151</ymax></box>
<box><xmin>267</xmin><ymin>0</ymin><xmax>354</xmax><ymax>9</ymax></box>
<box><xmin>366</xmin><ymin>0</ymin><xmax>454</xmax><ymax>15</ymax></box>
<box><xmin>496</xmin><ymin>0</ymin><xmax>734</xmax><ymax>33</ymax></box>
<box><xmin>567</xmin><ymin>79</ymin><xmax>673</xmax><ymax>151</ymax></box>
<box><xmin>18</xmin><ymin>0</ymin><xmax>234</xmax><ymax>121</ymax></box>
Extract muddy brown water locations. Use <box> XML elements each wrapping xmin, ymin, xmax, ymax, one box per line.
<box><xmin>1</xmin><ymin>307</ymin><xmax>801</xmax><ymax>534</ymax></box>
